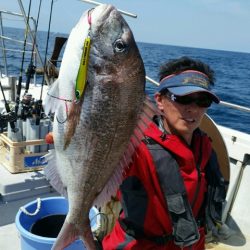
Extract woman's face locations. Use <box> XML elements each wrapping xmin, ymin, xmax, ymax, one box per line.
<box><xmin>155</xmin><ymin>92</ymin><xmax>209</xmax><ymax>144</ymax></box>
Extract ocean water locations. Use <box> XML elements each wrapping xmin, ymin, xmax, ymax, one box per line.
<box><xmin>1</xmin><ymin>27</ymin><xmax>250</xmax><ymax>134</ymax></box>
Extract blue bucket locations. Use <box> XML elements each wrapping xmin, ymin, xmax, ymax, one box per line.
<box><xmin>15</xmin><ymin>197</ymin><xmax>99</xmax><ymax>250</ymax></box>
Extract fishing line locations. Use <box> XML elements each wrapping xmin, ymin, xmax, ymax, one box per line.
<box><xmin>15</xmin><ymin>0</ymin><xmax>33</xmax><ymax>116</ymax></box>
<box><xmin>46</xmin><ymin>93</ymin><xmax>76</xmax><ymax>124</ymax></box>
<box><xmin>56</xmin><ymin>102</ymin><xmax>69</xmax><ymax>124</ymax></box>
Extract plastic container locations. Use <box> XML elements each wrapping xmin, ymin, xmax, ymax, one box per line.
<box><xmin>0</xmin><ymin>132</ymin><xmax>47</xmax><ymax>173</ymax></box>
<box><xmin>15</xmin><ymin>196</ymin><xmax>99</xmax><ymax>250</ymax></box>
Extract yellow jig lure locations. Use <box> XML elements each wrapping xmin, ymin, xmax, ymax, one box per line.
<box><xmin>75</xmin><ymin>36</ymin><xmax>91</xmax><ymax>100</ymax></box>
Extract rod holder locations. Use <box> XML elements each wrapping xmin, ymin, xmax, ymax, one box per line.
<box><xmin>8</xmin><ymin>76</ymin><xmax>17</xmax><ymax>101</ymax></box>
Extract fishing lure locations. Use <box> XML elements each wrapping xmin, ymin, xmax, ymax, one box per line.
<box><xmin>75</xmin><ymin>36</ymin><xmax>91</xmax><ymax>100</ymax></box>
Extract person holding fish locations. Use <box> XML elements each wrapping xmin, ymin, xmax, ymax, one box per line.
<box><xmin>102</xmin><ymin>56</ymin><xmax>227</xmax><ymax>250</ymax></box>
<box><xmin>43</xmin><ymin>4</ymin><xmax>228</xmax><ymax>249</ymax></box>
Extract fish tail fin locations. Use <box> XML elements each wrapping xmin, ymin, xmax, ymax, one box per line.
<box><xmin>44</xmin><ymin>79</ymin><xmax>60</xmax><ymax>115</ymax></box>
<box><xmin>93</xmin><ymin>96</ymin><xmax>160</xmax><ymax>207</ymax></box>
<box><xmin>81</xmin><ymin>223</ymin><xmax>97</xmax><ymax>250</ymax></box>
<box><xmin>43</xmin><ymin>150</ymin><xmax>68</xmax><ymax>197</ymax></box>
<box><xmin>52</xmin><ymin>220</ymin><xmax>96</xmax><ymax>250</ymax></box>
<box><xmin>51</xmin><ymin>221</ymin><xmax>78</xmax><ymax>250</ymax></box>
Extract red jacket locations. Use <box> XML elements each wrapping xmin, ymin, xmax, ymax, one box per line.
<box><xmin>102</xmin><ymin>122</ymin><xmax>212</xmax><ymax>250</ymax></box>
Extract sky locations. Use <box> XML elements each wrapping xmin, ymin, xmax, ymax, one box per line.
<box><xmin>1</xmin><ymin>0</ymin><xmax>250</xmax><ymax>53</ymax></box>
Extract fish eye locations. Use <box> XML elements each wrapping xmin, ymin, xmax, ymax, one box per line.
<box><xmin>113</xmin><ymin>39</ymin><xmax>127</xmax><ymax>53</ymax></box>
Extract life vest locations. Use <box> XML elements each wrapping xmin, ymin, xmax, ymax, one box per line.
<box><xmin>140</xmin><ymin>136</ymin><xmax>201</xmax><ymax>247</ymax></box>
<box><xmin>102</xmin><ymin>121</ymin><xmax>226</xmax><ymax>250</ymax></box>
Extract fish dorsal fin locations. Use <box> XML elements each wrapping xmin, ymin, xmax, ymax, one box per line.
<box><xmin>93</xmin><ymin>96</ymin><xmax>160</xmax><ymax>207</ymax></box>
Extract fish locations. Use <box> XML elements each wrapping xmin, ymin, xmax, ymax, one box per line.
<box><xmin>44</xmin><ymin>4</ymin><xmax>147</xmax><ymax>250</ymax></box>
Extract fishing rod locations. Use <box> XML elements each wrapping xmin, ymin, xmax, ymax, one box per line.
<box><xmin>24</xmin><ymin>0</ymin><xmax>42</xmax><ymax>96</ymax></box>
<box><xmin>17</xmin><ymin>0</ymin><xmax>43</xmax><ymax>122</ymax></box>
<box><xmin>0</xmin><ymin>81</ymin><xmax>17</xmax><ymax>132</ymax></box>
<box><xmin>35</xmin><ymin>0</ymin><xmax>55</xmax><ymax>126</ymax></box>
<box><xmin>17</xmin><ymin>0</ymin><xmax>50</xmax><ymax>85</ymax></box>
<box><xmin>15</xmin><ymin>0</ymin><xmax>33</xmax><ymax>117</ymax></box>
<box><xmin>145</xmin><ymin>76</ymin><xmax>250</xmax><ymax>113</ymax></box>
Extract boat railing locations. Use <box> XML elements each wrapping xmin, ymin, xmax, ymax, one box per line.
<box><xmin>0</xmin><ymin>5</ymin><xmax>50</xmax><ymax>85</ymax></box>
<box><xmin>146</xmin><ymin>76</ymin><xmax>250</xmax><ymax>114</ymax></box>
<box><xmin>219</xmin><ymin>101</ymin><xmax>250</xmax><ymax>113</ymax></box>
<box><xmin>0</xmin><ymin>10</ymin><xmax>37</xmax><ymax>78</ymax></box>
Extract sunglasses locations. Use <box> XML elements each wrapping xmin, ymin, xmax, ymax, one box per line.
<box><xmin>166</xmin><ymin>92</ymin><xmax>213</xmax><ymax>108</ymax></box>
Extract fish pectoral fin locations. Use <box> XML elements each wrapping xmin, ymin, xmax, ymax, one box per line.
<box><xmin>123</xmin><ymin>95</ymin><xmax>161</xmax><ymax>165</ymax></box>
<box><xmin>119</xmin><ymin>95</ymin><xmax>161</xmax><ymax>166</ymax></box>
<box><xmin>93</xmin><ymin>96</ymin><xmax>160</xmax><ymax>208</ymax></box>
<box><xmin>52</xmin><ymin>221</ymin><xmax>79</xmax><ymax>250</ymax></box>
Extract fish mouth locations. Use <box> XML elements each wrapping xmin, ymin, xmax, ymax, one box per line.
<box><xmin>102</xmin><ymin>4</ymin><xmax>116</xmax><ymax>16</ymax></box>
<box><xmin>93</xmin><ymin>4</ymin><xmax>117</xmax><ymax>22</ymax></box>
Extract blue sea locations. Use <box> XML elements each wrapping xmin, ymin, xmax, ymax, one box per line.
<box><xmin>1</xmin><ymin>27</ymin><xmax>250</xmax><ymax>134</ymax></box>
